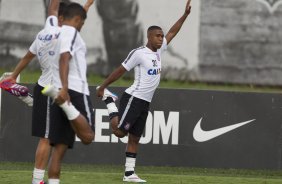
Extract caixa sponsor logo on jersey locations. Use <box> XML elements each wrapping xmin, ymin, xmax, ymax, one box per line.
<box><xmin>148</xmin><ymin>68</ymin><xmax>161</xmax><ymax>75</ymax></box>
<box><xmin>38</xmin><ymin>33</ymin><xmax>60</xmax><ymax>42</ymax></box>
<box><xmin>76</xmin><ymin>109</ymin><xmax>179</xmax><ymax>145</ymax></box>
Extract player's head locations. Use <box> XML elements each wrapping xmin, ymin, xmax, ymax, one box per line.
<box><xmin>147</xmin><ymin>26</ymin><xmax>164</xmax><ymax>51</ymax></box>
<box><xmin>58</xmin><ymin>2</ymin><xmax>69</xmax><ymax>26</ymax></box>
<box><xmin>63</xmin><ymin>2</ymin><xmax>87</xmax><ymax>31</ymax></box>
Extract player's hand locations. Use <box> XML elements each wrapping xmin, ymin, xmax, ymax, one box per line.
<box><xmin>96</xmin><ymin>86</ymin><xmax>104</xmax><ymax>98</ymax></box>
<box><xmin>185</xmin><ymin>0</ymin><xmax>192</xmax><ymax>15</ymax></box>
<box><xmin>84</xmin><ymin>0</ymin><xmax>95</xmax><ymax>12</ymax></box>
<box><xmin>0</xmin><ymin>75</ymin><xmax>16</xmax><ymax>84</ymax></box>
<box><xmin>56</xmin><ymin>88</ymin><xmax>70</xmax><ymax>105</ymax></box>
<box><xmin>86</xmin><ymin>0</ymin><xmax>95</xmax><ymax>5</ymax></box>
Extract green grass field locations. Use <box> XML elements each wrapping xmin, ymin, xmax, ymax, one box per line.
<box><xmin>1</xmin><ymin>162</ymin><xmax>282</xmax><ymax>184</ymax></box>
<box><xmin>1</xmin><ymin>68</ymin><xmax>282</xmax><ymax>93</ymax></box>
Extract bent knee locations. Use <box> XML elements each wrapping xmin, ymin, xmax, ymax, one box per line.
<box><xmin>113</xmin><ymin>129</ymin><xmax>126</xmax><ymax>138</ymax></box>
<box><xmin>81</xmin><ymin>133</ymin><xmax>94</xmax><ymax>145</ymax></box>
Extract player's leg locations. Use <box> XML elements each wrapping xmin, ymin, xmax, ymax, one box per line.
<box><xmin>32</xmin><ymin>138</ymin><xmax>51</xmax><ymax>184</ymax></box>
<box><xmin>123</xmin><ymin>101</ymin><xmax>149</xmax><ymax>183</ymax></box>
<box><xmin>48</xmin><ymin>144</ymin><xmax>68</xmax><ymax>184</ymax></box>
<box><xmin>42</xmin><ymin>85</ymin><xmax>94</xmax><ymax>144</ymax></box>
<box><xmin>69</xmin><ymin>91</ymin><xmax>96</xmax><ymax>144</ymax></box>
<box><xmin>31</xmin><ymin>84</ymin><xmax>52</xmax><ymax>184</ymax></box>
<box><xmin>47</xmin><ymin>103</ymin><xmax>77</xmax><ymax>183</ymax></box>
<box><xmin>123</xmin><ymin>134</ymin><xmax>146</xmax><ymax>183</ymax></box>
<box><xmin>98</xmin><ymin>87</ymin><xmax>126</xmax><ymax>137</ymax></box>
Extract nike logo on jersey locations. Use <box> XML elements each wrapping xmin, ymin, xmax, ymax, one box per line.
<box><xmin>193</xmin><ymin>118</ymin><xmax>255</xmax><ymax>142</ymax></box>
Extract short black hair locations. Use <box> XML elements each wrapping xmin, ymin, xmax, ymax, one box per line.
<box><xmin>58</xmin><ymin>2</ymin><xmax>68</xmax><ymax>16</ymax></box>
<box><xmin>63</xmin><ymin>2</ymin><xmax>87</xmax><ymax>20</ymax></box>
<box><xmin>147</xmin><ymin>25</ymin><xmax>162</xmax><ymax>32</ymax></box>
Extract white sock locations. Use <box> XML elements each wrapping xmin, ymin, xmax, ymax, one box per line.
<box><xmin>48</xmin><ymin>179</ymin><xmax>60</xmax><ymax>184</ymax></box>
<box><xmin>125</xmin><ymin>157</ymin><xmax>136</xmax><ymax>172</ymax></box>
<box><xmin>32</xmin><ymin>168</ymin><xmax>45</xmax><ymax>184</ymax></box>
<box><xmin>107</xmin><ymin>103</ymin><xmax>118</xmax><ymax>114</ymax></box>
<box><xmin>59</xmin><ymin>102</ymin><xmax>80</xmax><ymax>120</ymax></box>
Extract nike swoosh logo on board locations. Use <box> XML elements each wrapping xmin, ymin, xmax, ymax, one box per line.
<box><xmin>193</xmin><ymin>118</ymin><xmax>255</xmax><ymax>142</ymax></box>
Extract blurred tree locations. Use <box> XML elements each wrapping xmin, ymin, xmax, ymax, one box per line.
<box><xmin>96</xmin><ymin>0</ymin><xmax>143</xmax><ymax>74</ymax></box>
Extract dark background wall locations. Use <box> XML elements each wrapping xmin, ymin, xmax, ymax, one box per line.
<box><xmin>1</xmin><ymin>85</ymin><xmax>282</xmax><ymax>170</ymax></box>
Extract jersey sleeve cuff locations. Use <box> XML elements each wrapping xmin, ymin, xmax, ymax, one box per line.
<box><xmin>122</xmin><ymin>63</ymin><xmax>130</xmax><ymax>71</ymax></box>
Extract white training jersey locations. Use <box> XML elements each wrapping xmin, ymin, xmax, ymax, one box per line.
<box><xmin>122</xmin><ymin>38</ymin><xmax>167</xmax><ymax>102</ymax></box>
<box><xmin>29</xmin><ymin>16</ymin><xmax>61</xmax><ymax>87</ymax></box>
<box><xmin>52</xmin><ymin>25</ymin><xmax>90</xmax><ymax>95</ymax></box>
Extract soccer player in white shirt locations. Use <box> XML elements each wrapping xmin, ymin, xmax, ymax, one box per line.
<box><xmin>2</xmin><ymin>1</ymin><xmax>63</xmax><ymax>184</ymax></box>
<box><xmin>97</xmin><ymin>0</ymin><xmax>192</xmax><ymax>182</ymax></box>
<box><xmin>1</xmin><ymin>1</ymin><xmax>94</xmax><ymax>184</ymax></box>
<box><xmin>41</xmin><ymin>3</ymin><xmax>95</xmax><ymax>184</ymax></box>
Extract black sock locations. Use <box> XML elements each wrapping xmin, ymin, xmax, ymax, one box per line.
<box><xmin>126</xmin><ymin>152</ymin><xmax>137</xmax><ymax>158</ymax></box>
<box><xmin>125</xmin><ymin>171</ymin><xmax>134</xmax><ymax>177</ymax></box>
<box><xmin>104</xmin><ymin>97</ymin><xmax>114</xmax><ymax>104</ymax></box>
<box><xmin>109</xmin><ymin>112</ymin><xmax>119</xmax><ymax>120</ymax></box>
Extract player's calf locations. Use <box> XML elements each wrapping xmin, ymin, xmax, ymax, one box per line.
<box><xmin>110</xmin><ymin>117</ymin><xmax>126</xmax><ymax>138</ymax></box>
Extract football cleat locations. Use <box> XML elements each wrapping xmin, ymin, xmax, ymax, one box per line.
<box><xmin>0</xmin><ymin>80</ymin><xmax>33</xmax><ymax>106</ymax></box>
<box><xmin>96</xmin><ymin>86</ymin><xmax>118</xmax><ymax>101</ymax></box>
<box><xmin>0</xmin><ymin>80</ymin><xmax>29</xmax><ymax>97</ymax></box>
<box><xmin>41</xmin><ymin>84</ymin><xmax>58</xmax><ymax>99</ymax></box>
<box><xmin>123</xmin><ymin>173</ymin><xmax>146</xmax><ymax>183</ymax></box>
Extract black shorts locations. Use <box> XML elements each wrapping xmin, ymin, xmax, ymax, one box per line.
<box><xmin>49</xmin><ymin>89</ymin><xmax>94</xmax><ymax>148</ymax></box>
<box><xmin>118</xmin><ymin>92</ymin><xmax>150</xmax><ymax>137</ymax></box>
<box><xmin>32</xmin><ymin>83</ymin><xmax>52</xmax><ymax>138</ymax></box>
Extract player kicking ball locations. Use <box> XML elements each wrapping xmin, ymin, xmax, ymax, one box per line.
<box><xmin>97</xmin><ymin>0</ymin><xmax>192</xmax><ymax>182</ymax></box>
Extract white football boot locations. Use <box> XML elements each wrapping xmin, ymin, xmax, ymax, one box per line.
<box><xmin>123</xmin><ymin>173</ymin><xmax>146</xmax><ymax>183</ymax></box>
<box><xmin>96</xmin><ymin>86</ymin><xmax>118</xmax><ymax>101</ymax></box>
<box><xmin>41</xmin><ymin>84</ymin><xmax>59</xmax><ymax>99</ymax></box>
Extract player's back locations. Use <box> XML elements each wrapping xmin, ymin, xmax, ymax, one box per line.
<box><xmin>29</xmin><ymin>16</ymin><xmax>61</xmax><ymax>87</ymax></box>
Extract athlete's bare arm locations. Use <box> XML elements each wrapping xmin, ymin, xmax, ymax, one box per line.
<box><xmin>84</xmin><ymin>0</ymin><xmax>95</xmax><ymax>12</ymax></box>
<box><xmin>1</xmin><ymin>0</ymin><xmax>60</xmax><ymax>83</ymax></box>
<box><xmin>48</xmin><ymin>0</ymin><xmax>60</xmax><ymax>17</ymax></box>
<box><xmin>97</xmin><ymin>65</ymin><xmax>127</xmax><ymax>97</ymax></box>
<box><xmin>1</xmin><ymin>51</ymin><xmax>35</xmax><ymax>83</ymax></box>
<box><xmin>165</xmin><ymin>0</ymin><xmax>191</xmax><ymax>45</ymax></box>
<box><xmin>56</xmin><ymin>52</ymin><xmax>72</xmax><ymax>104</ymax></box>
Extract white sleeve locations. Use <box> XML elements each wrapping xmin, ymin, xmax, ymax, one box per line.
<box><xmin>160</xmin><ymin>37</ymin><xmax>168</xmax><ymax>53</ymax></box>
<box><xmin>29</xmin><ymin>40</ymin><xmax>37</xmax><ymax>55</ymax></box>
<box><xmin>60</xmin><ymin>27</ymin><xmax>77</xmax><ymax>56</ymax></box>
<box><xmin>45</xmin><ymin>16</ymin><xmax>58</xmax><ymax>29</ymax></box>
<box><xmin>122</xmin><ymin>49</ymin><xmax>141</xmax><ymax>71</ymax></box>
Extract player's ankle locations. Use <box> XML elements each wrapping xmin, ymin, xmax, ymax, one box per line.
<box><xmin>104</xmin><ymin>97</ymin><xmax>114</xmax><ymax>104</ymax></box>
<box><xmin>59</xmin><ymin>102</ymin><xmax>80</xmax><ymax>120</ymax></box>
<box><xmin>48</xmin><ymin>179</ymin><xmax>60</xmax><ymax>184</ymax></box>
<box><xmin>106</xmin><ymin>103</ymin><xmax>118</xmax><ymax>114</ymax></box>
<box><xmin>125</xmin><ymin>170</ymin><xmax>134</xmax><ymax>177</ymax></box>
<box><xmin>32</xmin><ymin>168</ymin><xmax>45</xmax><ymax>184</ymax></box>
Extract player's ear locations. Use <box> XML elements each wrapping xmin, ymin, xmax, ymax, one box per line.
<box><xmin>73</xmin><ymin>15</ymin><xmax>82</xmax><ymax>23</ymax></box>
<box><xmin>58</xmin><ymin>16</ymin><xmax>64</xmax><ymax>23</ymax></box>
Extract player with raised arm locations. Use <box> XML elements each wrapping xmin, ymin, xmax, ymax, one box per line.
<box><xmin>97</xmin><ymin>0</ymin><xmax>192</xmax><ymax>182</ymax></box>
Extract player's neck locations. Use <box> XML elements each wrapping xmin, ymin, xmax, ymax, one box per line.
<box><xmin>146</xmin><ymin>43</ymin><xmax>157</xmax><ymax>52</ymax></box>
<box><xmin>62</xmin><ymin>20</ymin><xmax>78</xmax><ymax>30</ymax></box>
